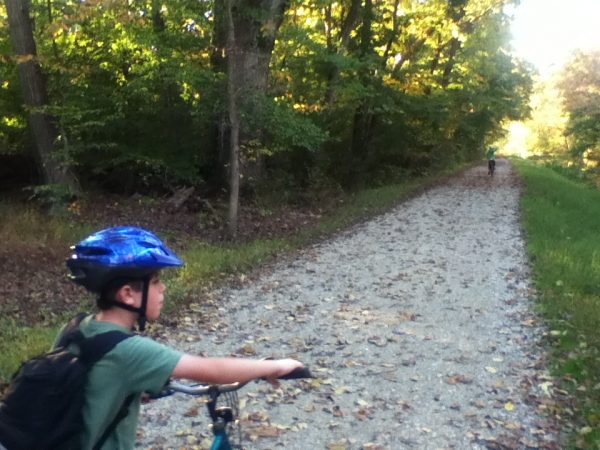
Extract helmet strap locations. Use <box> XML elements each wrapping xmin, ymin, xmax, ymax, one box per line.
<box><xmin>137</xmin><ymin>277</ymin><xmax>150</xmax><ymax>332</ymax></box>
<box><xmin>109</xmin><ymin>276</ymin><xmax>151</xmax><ymax>331</ymax></box>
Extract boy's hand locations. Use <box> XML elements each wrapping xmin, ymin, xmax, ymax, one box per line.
<box><xmin>264</xmin><ymin>359</ymin><xmax>305</xmax><ymax>387</ymax></box>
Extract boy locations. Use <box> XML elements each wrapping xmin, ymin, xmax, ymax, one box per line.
<box><xmin>63</xmin><ymin>226</ymin><xmax>304</xmax><ymax>449</ymax></box>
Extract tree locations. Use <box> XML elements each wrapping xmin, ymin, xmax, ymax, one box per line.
<box><xmin>558</xmin><ymin>50</ymin><xmax>600</xmax><ymax>167</ymax></box>
<box><xmin>4</xmin><ymin>0</ymin><xmax>77</xmax><ymax>192</ymax></box>
<box><xmin>0</xmin><ymin>0</ymin><xmax>533</xmax><ymax>207</ymax></box>
<box><xmin>522</xmin><ymin>76</ymin><xmax>570</xmax><ymax>158</ymax></box>
<box><xmin>225</xmin><ymin>0</ymin><xmax>241</xmax><ymax>239</ymax></box>
<box><xmin>213</xmin><ymin>0</ymin><xmax>290</xmax><ymax>187</ymax></box>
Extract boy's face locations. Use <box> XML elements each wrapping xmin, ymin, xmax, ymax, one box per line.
<box><xmin>144</xmin><ymin>274</ymin><xmax>167</xmax><ymax>321</ymax></box>
<box><xmin>122</xmin><ymin>273</ymin><xmax>166</xmax><ymax>322</ymax></box>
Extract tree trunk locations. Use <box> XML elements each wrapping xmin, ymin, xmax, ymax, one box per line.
<box><xmin>211</xmin><ymin>0</ymin><xmax>289</xmax><ymax>189</ymax></box>
<box><xmin>4</xmin><ymin>0</ymin><xmax>77</xmax><ymax>191</ymax></box>
<box><xmin>226</xmin><ymin>0</ymin><xmax>240</xmax><ymax>239</ymax></box>
<box><xmin>348</xmin><ymin>0</ymin><xmax>374</xmax><ymax>181</ymax></box>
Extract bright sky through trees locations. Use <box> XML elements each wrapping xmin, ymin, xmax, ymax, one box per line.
<box><xmin>508</xmin><ymin>0</ymin><xmax>600</xmax><ymax>76</ymax></box>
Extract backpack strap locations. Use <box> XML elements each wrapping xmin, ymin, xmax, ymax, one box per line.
<box><xmin>55</xmin><ymin>312</ymin><xmax>89</xmax><ymax>348</ymax></box>
<box><xmin>57</xmin><ymin>313</ymin><xmax>132</xmax><ymax>365</ymax></box>
<box><xmin>58</xmin><ymin>313</ymin><xmax>135</xmax><ymax>449</ymax></box>
<box><xmin>77</xmin><ymin>330</ymin><xmax>131</xmax><ymax>365</ymax></box>
<box><xmin>76</xmin><ymin>323</ymin><xmax>134</xmax><ymax>449</ymax></box>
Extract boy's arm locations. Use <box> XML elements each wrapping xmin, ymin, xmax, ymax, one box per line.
<box><xmin>171</xmin><ymin>355</ymin><xmax>304</xmax><ymax>384</ymax></box>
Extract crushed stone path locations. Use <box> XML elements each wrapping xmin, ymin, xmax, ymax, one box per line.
<box><xmin>138</xmin><ymin>159</ymin><xmax>562</xmax><ymax>449</ymax></box>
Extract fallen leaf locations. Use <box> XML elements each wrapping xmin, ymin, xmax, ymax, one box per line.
<box><xmin>446</xmin><ymin>374</ymin><xmax>473</xmax><ymax>384</ymax></box>
<box><xmin>245</xmin><ymin>411</ymin><xmax>269</xmax><ymax>422</ymax></box>
<box><xmin>363</xmin><ymin>443</ymin><xmax>385</xmax><ymax>450</ymax></box>
<box><xmin>355</xmin><ymin>408</ymin><xmax>371</xmax><ymax>421</ymax></box>
<box><xmin>539</xmin><ymin>381</ymin><xmax>553</xmax><ymax>397</ymax></box>
<box><xmin>249</xmin><ymin>424</ymin><xmax>281</xmax><ymax>437</ymax></box>
<box><xmin>238</xmin><ymin>343</ymin><xmax>257</xmax><ymax>355</ymax></box>
<box><xmin>335</xmin><ymin>385</ymin><xmax>352</xmax><ymax>394</ymax></box>
<box><xmin>327</xmin><ymin>441</ymin><xmax>349</xmax><ymax>450</ymax></box>
<box><xmin>332</xmin><ymin>405</ymin><xmax>345</xmax><ymax>417</ymax></box>
<box><xmin>184</xmin><ymin>407</ymin><xmax>199</xmax><ymax>417</ymax></box>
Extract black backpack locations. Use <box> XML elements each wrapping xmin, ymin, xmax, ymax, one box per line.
<box><xmin>0</xmin><ymin>313</ymin><xmax>132</xmax><ymax>450</ymax></box>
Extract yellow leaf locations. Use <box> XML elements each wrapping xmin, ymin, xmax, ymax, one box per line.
<box><xmin>327</xmin><ymin>442</ymin><xmax>348</xmax><ymax>450</ymax></box>
<box><xmin>334</xmin><ymin>385</ymin><xmax>352</xmax><ymax>395</ymax></box>
<box><xmin>504</xmin><ymin>401</ymin><xmax>514</xmax><ymax>411</ymax></box>
<box><xmin>539</xmin><ymin>381</ymin><xmax>553</xmax><ymax>397</ymax></box>
<box><xmin>308</xmin><ymin>379</ymin><xmax>322</xmax><ymax>389</ymax></box>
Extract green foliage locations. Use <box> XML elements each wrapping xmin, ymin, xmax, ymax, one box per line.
<box><xmin>0</xmin><ymin>319</ymin><xmax>60</xmax><ymax>383</ymax></box>
<box><xmin>522</xmin><ymin>76</ymin><xmax>570</xmax><ymax>157</ymax></box>
<box><xmin>0</xmin><ymin>200</ymin><xmax>90</xmax><ymax>244</ymax></box>
<box><xmin>242</xmin><ymin>94</ymin><xmax>328</xmax><ymax>154</ymax></box>
<box><xmin>2</xmin><ymin>0</ymin><xmax>532</xmax><ymax>194</ymax></box>
<box><xmin>558</xmin><ymin>50</ymin><xmax>600</xmax><ymax>160</ymax></box>
<box><xmin>25</xmin><ymin>183</ymin><xmax>73</xmax><ymax>202</ymax></box>
<box><xmin>515</xmin><ymin>49</ymin><xmax>600</xmax><ymax>187</ymax></box>
<box><xmin>0</xmin><ymin>4</ymin><xmax>28</xmax><ymax>156</ymax></box>
<box><xmin>514</xmin><ymin>158</ymin><xmax>600</xmax><ymax>447</ymax></box>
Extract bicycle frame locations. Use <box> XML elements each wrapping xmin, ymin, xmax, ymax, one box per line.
<box><xmin>211</xmin><ymin>428</ymin><xmax>232</xmax><ymax>450</ymax></box>
<box><xmin>160</xmin><ymin>367</ymin><xmax>312</xmax><ymax>450</ymax></box>
<box><xmin>164</xmin><ymin>381</ymin><xmax>243</xmax><ymax>450</ymax></box>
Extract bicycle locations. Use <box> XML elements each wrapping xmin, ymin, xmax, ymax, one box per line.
<box><xmin>488</xmin><ymin>159</ymin><xmax>496</xmax><ymax>176</ymax></box>
<box><xmin>154</xmin><ymin>367</ymin><xmax>313</xmax><ymax>450</ymax></box>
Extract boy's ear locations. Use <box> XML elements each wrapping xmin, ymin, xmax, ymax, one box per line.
<box><xmin>115</xmin><ymin>284</ymin><xmax>138</xmax><ymax>306</ymax></box>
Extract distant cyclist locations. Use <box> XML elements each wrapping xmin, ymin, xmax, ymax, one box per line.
<box><xmin>486</xmin><ymin>146</ymin><xmax>497</xmax><ymax>175</ymax></box>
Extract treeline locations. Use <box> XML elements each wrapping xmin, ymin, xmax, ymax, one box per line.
<box><xmin>514</xmin><ymin>49</ymin><xmax>600</xmax><ymax>186</ymax></box>
<box><xmin>1</xmin><ymin>0</ymin><xmax>531</xmax><ymax>208</ymax></box>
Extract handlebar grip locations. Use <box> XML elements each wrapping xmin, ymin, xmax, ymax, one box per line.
<box><xmin>278</xmin><ymin>366</ymin><xmax>314</xmax><ymax>380</ymax></box>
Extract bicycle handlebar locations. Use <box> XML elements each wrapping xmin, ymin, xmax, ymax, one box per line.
<box><xmin>276</xmin><ymin>366</ymin><xmax>314</xmax><ymax>380</ymax></box>
<box><xmin>162</xmin><ymin>366</ymin><xmax>313</xmax><ymax>397</ymax></box>
<box><xmin>166</xmin><ymin>380</ymin><xmax>244</xmax><ymax>396</ymax></box>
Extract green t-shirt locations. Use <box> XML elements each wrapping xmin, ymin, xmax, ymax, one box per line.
<box><xmin>486</xmin><ymin>147</ymin><xmax>497</xmax><ymax>160</ymax></box>
<box><xmin>64</xmin><ymin>316</ymin><xmax>182</xmax><ymax>450</ymax></box>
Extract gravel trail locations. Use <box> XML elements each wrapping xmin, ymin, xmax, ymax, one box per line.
<box><xmin>138</xmin><ymin>159</ymin><xmax>561</xmax><ymax>449</ymax></box>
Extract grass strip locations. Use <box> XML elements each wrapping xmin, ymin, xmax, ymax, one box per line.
<box><xmin>513</xmin><ymin>158</ymin><xmax>600</xmax><ymax>448</ymax></box>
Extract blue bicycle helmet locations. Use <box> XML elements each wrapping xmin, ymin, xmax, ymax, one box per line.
<box><xmin>67</xmin><ymin>226</ymin><xmax>183</xmax><ymax>330</ymax></box>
